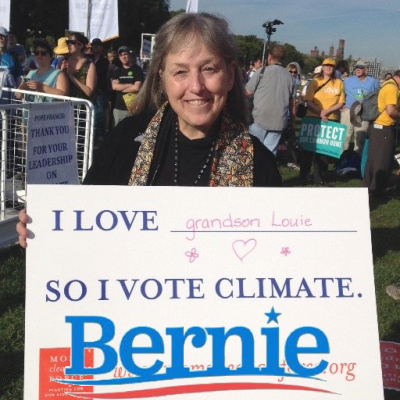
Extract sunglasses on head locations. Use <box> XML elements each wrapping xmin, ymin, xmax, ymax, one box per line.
<box><xmin>355</xmin><ymin>65</ymin><xmax>365</xmax><ymax>69</ymax></box>
<box><xmin>66</xmin><ymin>39</ymin><xmax>82</xmax><ymax>46</ymax></box>
<box><xmin>34</xmin><ymin>50</ymin><xmax>48</xmax><ymax>56</ymax></box>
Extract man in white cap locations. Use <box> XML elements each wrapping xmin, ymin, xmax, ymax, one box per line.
<box><xmin>341</xmin><ymin>60</ymin><xmax>379</xmax><ymax>154</ymax></box>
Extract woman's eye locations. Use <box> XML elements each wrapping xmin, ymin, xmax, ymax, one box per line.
<box><xmin>203</xmin><ymin>66</ymin><xmax>216</xmax><ymax>73</ymax></box>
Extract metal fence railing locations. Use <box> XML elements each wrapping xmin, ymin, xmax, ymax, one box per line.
<box><xmin>0</xmin><ymin>88</ymin><xmax>95</xmax><ymax>247</ymax></box>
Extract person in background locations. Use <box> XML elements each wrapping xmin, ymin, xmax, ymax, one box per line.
<box><xmin>60</xmin><ymin>32</ymin><xmax>97</xmax><ymax>100</ymax></box>
<box><xmin>52</xmin><ymin>37</ymin><xmax>69</xmax><ymax>69</ymax></box>
<box><xmin>8</xmin><ymin>32</ymin><xmax>26</xmax><ymax>65</ymax></box>
<box><xmin>341</xmin><ymin>60</ymin><xmax>380</xmax><ymax>155</ymax></box>
<box><xmin>245</xmin><ymin>45</ymin><xmax>294</xmax><ymax>156</ymax></box>
<box><xmin>245</xmin><ymin>58</ymin><xmax>262</xmax><ymax>83</ymax></box>
<box><xmin>111</xmin><ymin>46</ymin><xmax>144</xmax><ymax>126</ymax></box>
<box><xmin>16</xmin><ymin>39</ymin><xmax>68</xmax><ymax>101</ymax></box>
<box><xmin>283</xmin><ymin>62</ymin><xmax>301</xmax><ymax>169</ymax></box>
<box><xmin>335</xmin><ymin>59</ymin><xmax>348</xmax><ymax>79</ymax></box>
<box><xmin>384</xmin><ymin>72</ymin><xmax>393</xmax><ymax>81</ymax></box>
<box><xmin>363</xmin><ymin>70</ymin><xmax>400</xmax><ymax>196</ymax></box>
<box><xmin>300</xmin><ymin>57</ymin><xmax>345</xmax><ymax>185</ymax></box>
<box><xmin>0</xmin><ymin>27</ymin><xmax>15</xmax><ymax>76</ymax></box>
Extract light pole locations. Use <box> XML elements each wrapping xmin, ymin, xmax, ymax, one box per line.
<box><xmin>261</xmin><ymin>19</ymin><xmax>283</xmax><ymax>65</ymax></box>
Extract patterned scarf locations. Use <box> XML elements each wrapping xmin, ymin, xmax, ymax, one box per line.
<box><xmin>128</xmin><ymin>103</ymin><xmax>254</xmax><ymax>187</ymax></box>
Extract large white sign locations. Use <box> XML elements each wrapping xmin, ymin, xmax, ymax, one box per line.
<box><xmin>24</xmin><ymin>186</ymin><xmax>384</xmax><ymax>399</ymax></box>
<box><xmin>26</xmin><ymin>102</ymin><xmax>78</xmax><ymax>185</ymax></box>
<box><xmin>69</xmin><ymin>0</ymin><xmax>119</xmax><ymax>41</ymax></box>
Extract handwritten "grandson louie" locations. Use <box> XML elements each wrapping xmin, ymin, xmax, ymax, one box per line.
<box><xmin>186</xmin><ymin>212</ymin><xmax>312</xmax><ymax>240</ymax></box>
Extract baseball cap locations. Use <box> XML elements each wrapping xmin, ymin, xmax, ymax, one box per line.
<box><xmin>91</xmin><ymin>38</ymin><xmax>103</xmax><ymax>46</ymax></box>
<box><xmin>0</xmin><ymin>26</ymin><xmax>8</xmax><ymax>36</ymax></box>
<box><xmin>355</xmin><ymin>60</ymin><xmax>367</xmax><ymax>68</ymax></box>
<box><xmin>322</xmin><ymin>58</ymin><xmax>335</xmax><ymax>66</ymax></box>
<box><xmin>118</xmin><ymin>46</ymin><xmax>130</xmax><ymax>54</ymax></box>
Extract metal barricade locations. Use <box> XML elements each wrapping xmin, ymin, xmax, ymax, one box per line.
<box><xmin>0</xmin><ymin>88</ymin><xmax>95</xmax><ymax>247</ymax></box>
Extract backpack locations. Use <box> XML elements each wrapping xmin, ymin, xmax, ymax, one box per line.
<box><xmin>360</xmin><ymin>81</ymin><xmax>397</xmax><ymax>122</ymax></box>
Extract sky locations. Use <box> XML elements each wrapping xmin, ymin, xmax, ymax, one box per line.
<box><xmin>169</xmin><ymin>0</ymin><xmax>400</xmax><ymax>69</ymax></box>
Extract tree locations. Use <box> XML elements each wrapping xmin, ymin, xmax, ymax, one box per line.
<box><xmin>234</xmin><ymin>35</ymin><xmax>264</xmax><ymax>67</ymax></box>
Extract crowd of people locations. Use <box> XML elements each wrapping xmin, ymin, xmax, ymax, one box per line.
<box><xmin>244</xmin><ymin>48</ymin><xmax>400</xmax><ymax>196</ymax></box>
<box><xmin>0</xmin><ymin>27</ymin><xmax>146</xmax><ymax>141</ymax></box>
<box><xmin>8</xmin><ymin>12</ymin><xmax>399</xmax><ymax>251</ymax></box>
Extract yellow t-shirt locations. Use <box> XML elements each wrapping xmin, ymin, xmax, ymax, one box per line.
<box><xmin>304</xmin><ymin>77</ymin><xmax>345</xmax><ymax>121</ymax></box>
<box><xmin>375</xmin><ymin>79</ymin><xmax>399</xmax><ymax>126</ymax></box>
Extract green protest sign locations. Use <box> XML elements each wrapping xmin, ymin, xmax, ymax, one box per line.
<box><xmin>299</xmin><ymin>117</ymin><xmax>347</xmax><ymax>159</ymax></box>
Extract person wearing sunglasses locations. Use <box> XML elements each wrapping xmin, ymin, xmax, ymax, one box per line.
<box><xmin>16</xmin><ymin>39</ymin><xmax>69</xmax><ymax>101</ymax></box>
<box><xmin>60</xmin><ymin>32</ymin><xmax>97</xmax><ymax>100</ymax></box>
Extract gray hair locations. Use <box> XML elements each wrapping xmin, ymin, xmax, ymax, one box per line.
<box><xmin>134</xmin><ymin>12</ymin><xmax>247</xmax><ymax>124</ymax></box>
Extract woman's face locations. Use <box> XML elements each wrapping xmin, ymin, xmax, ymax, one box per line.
<box><xmin>34</xmin><ymin>46</ymin><xmax>51</xmax><ymax>66</ymax></box>
<box><xmin>161</xmin><ymin>43</ymin><xmax>235</xmax><ymax>139</ymax></box>
<box><xmin>67</xmin><ymin>36</ymin><xmax>84</xmax><ymax>54</ymax></box>
<box><xmin>322</xmin><ymin>64</ymin><xmax>335</xmax><ymax>77</ymax></box>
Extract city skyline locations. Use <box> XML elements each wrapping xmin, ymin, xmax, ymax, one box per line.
<box><xmin>169</xmin><ymin>0</ymin><xmax>400</xmax><ymax>69</ymax></box>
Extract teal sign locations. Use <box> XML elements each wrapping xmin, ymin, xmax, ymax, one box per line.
<box><xmin>299</xmin><ymin>117</ymin><xmax>347</xmax><ymax>159</ymax></box>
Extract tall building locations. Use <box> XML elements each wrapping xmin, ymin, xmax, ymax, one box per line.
<box><xmin>336</xmin><ymin>39</ymin><xmax>345</xmax><ymax>59</ymax></box>
<box><xmin>329</xmin><ymin>45</ymin><xmax>334</xmax><ymax>58</ymax></box>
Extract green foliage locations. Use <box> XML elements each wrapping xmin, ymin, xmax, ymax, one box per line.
<box><xmin>235</xmin><ymin>35</ymin><xmax>264</xmax><ymax>67</ymax></box>
<box><xmin>282</xmin><ymin>43</ymin><xmax>304</xmax><ymax>69</ymax></box>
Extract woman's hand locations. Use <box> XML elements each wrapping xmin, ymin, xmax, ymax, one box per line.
<box><xmin>16</xmin><ymin>208</ymin><xmax>30</xmax><ymax>248</ymax></box>
<box><xmin>26</xmin><ymin>80</ymin><xmax>43</xmax><ymax>92</ymax></box>
<box><xmin>320</xmin><ymin>109</ymin><xmax>329</xmax><ymax>122</ymax></box>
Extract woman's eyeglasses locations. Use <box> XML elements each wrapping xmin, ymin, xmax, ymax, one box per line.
<box><xmin>289</xmin><ymin>70</ymin><xmax>297</xmax><ymax>74</ymax></box>
<box><xmin>34</xmin><ymin>50</ymin><xmax>49</xmax><ymax>56</ymax></box>
<box><xmin>66</xmin><ymin>39</ymin><xmax>82</xmax><ymax>46</ymax></box>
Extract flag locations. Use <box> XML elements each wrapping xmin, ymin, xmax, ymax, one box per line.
<box><xmin>69</xmin><ymin>0</ymin><xmax>119</xmax><ymax>41</ymax></box>
<box><xmin>0</xmin><ymin>0</ymin><xmax>10</xmax><ymax>30</ymax></box>
<box><xmin>186</xmin><ymin>0</ymin><xmax>198</xmax><ymax>13</ymax></box>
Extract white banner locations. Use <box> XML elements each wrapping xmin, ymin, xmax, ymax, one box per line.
<box><xmin>24</xmin><ymin>186</ymin><xmax>384</xmax><ymax>399</ymax></box>
<box><xmin>0</xmin><ymin>0</ymin><xmax>10</xmax><ymax>30</ymax></box>
<box><xmin>69</xmin><ymin>0</ymin><xmax>118</xmax><ymax>41</ymax></box>
<box><xmin>186</xmin><ymin>0</ymin><xmax>198</xmax><ymax>13</ymax></box>
<box><xmin>27</xmin><ymin>102</ymin><xmax>78</xmax><ymax>185</ymax></box>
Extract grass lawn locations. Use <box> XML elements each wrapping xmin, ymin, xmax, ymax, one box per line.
<box><xmin>1</xmin><ymin>164</ymin><xmax>399</xmax><ymax>399</ymax></box>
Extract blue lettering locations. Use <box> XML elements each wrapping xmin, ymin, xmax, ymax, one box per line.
<box><xmin>65</xmin><ymin>316</ymin><xmax>117</xmax><ymax>375</ymax></box>
<box><xmin>285</xmin><ymin>326</ymin><xmax>329</xmax><ymax>376</ymax></box>
<box><xmin>120</xmin><ymin>327</ymin><xmax>164</xmax><ymax>376</ymax></box>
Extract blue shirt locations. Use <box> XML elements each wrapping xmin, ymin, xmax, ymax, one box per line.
<box><xmin>344</xmin><ymin>75</ymin><xmax>380</xmax><ymax>108</ymax></box>
<box><xmin>0</xmin><ymin>52</ymin><xmax>15</xmax><ymax>73</ymax></box>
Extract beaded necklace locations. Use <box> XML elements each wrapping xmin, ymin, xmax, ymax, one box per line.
<box><xmin>174</xmin><ymin>120</ymin><xmax>216</xmax><ymax>186</ymax></box>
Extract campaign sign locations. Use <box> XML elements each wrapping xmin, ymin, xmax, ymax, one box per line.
<box><xmin>24</xmin><ymin>185</ymin><xmax>384</xmax><ymax>399</ymax></box>
<box><xmin>380</xmin><ymin>341</ymin><xmax>400</xmax><ymax>391</ymax></box>
<box><xmin>27</xmin><ymin>102</ymin><xmax>78</xmax><ymax>185</ymax></box>
<box><xmin>299</xmin><ymin>117</ymin><xmax>347</xmax><ymax>159</ymax></box>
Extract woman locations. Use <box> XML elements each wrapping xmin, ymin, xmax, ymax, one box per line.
<box><xmin>299</xmin><ymin>57</ymin><xmax>344</xmax><ymax>185</ymax></box>
<box><xmin>17</xmin><ymin>13</ymin><xmax>281</xmax><ymax>247</ymax></box>
<box><xmin>17</xmin><ymin>39</ymin><xmax>68</xmax><ymax>100</ymax></box>
<box><xmin>60</xmin><ymin>32</ymin><xmax>97</xmax><ymax>100</ymax></box>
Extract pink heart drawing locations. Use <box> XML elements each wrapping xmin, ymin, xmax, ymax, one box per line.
<box><xmin>232</xmin><ymin>239</ymin><xmax>257</xmax><ymax>262</ymax></box>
